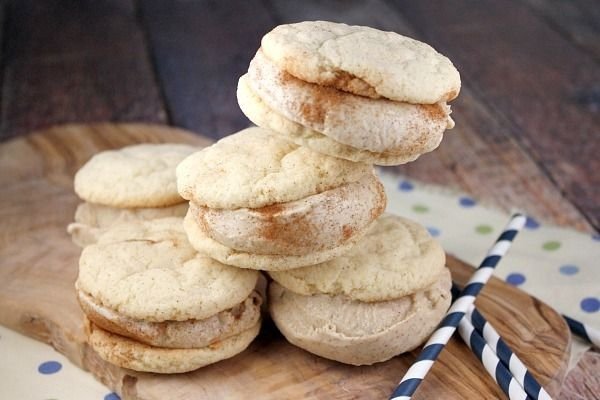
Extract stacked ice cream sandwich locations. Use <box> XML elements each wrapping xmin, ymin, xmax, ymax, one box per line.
<box><xmin>177</xmin><ymin>21</ymin><xmax>460</xmax><ymax>365</ymax></box>
<box><xmin>69</xmin><ymin>20</ymin><xmax>461</xmax><ymax>372</ymax></box>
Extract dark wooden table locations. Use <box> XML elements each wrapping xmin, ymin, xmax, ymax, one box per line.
<box><xmin>0</xmin><ymin>0</ymin><xmax>598</xmax><ymax>398</ymax></box>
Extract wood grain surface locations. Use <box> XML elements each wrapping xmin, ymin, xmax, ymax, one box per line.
<box><xmin>0</xmin><ymin>124</ymin><xmax>570</xmax><ymax>400</ymax></box>
<box><xmin>139</xmin><ymin>0</ymin><xmax>274</xmax><ymax>137</ymax></box>
<box><xmin>1</xmin><ymin>1</ymin><xmax>167</xmax><ymax>139</ymax></box>
<box><xmin>520</xmin><ymin>0</ymin><xmax>600</xmax><ymax>62</ymax></box>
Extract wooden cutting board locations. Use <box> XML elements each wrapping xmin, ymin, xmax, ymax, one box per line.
<box><xmin>0</xmin><ymin>123</ymin><xmax>570</xmax><ymax>399</ymax></box>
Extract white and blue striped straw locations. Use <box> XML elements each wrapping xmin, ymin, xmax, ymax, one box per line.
<box><xmin>457</xmin><ymin>316</ymin><xmax>531</xmax><ymax>400</ymax></box>
<box><xmin>563</xmin><ymin>315</ymin><xmax>600</xmax><ymax>349</ymax></box>
<box><xmin>467</xmin><ymin>305</ymin><xmax>553</xmax><ymax>400</ymax></box>
<box><xmin>389</xmin><ymin>213</ymin><xmax>526</xmax><ymax>400</ymax></box>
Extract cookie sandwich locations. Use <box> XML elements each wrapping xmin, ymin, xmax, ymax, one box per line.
<box><xmin>238</xmin><ymin>21</ymin><xmax>460</xmax><ymax>165</ymax></box>
<box><xmin>269</xmin><ymin>214</ymin><xmax>451</xmax><ymax>365</ymax></box>
<box><xmin>68</xmin><ymin>143</ymin><xmax>197</xmax><ymax>247</ymax></box>
<box><xmin>77</xmin><ymin>218</ymin><xmax>262</xmax><ymax>373</ymax></box>
<box><xmin>177</xmin><ymin>126</ymin><xmax>386</xmax><ymax>271</ymax></box>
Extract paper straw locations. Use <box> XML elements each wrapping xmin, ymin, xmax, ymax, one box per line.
<box><xmin>467</xmin><ymin>305</ymin><xmax>553</xmax><ymax>400</ymax></box>
<box><xmin>563</xmin><ymin>315</ymin><xmax>600</xmax><ymax>349</ymax></box>
<box><xmin>389</xmin><ymin>213</ymin><xmax>526</xmax><ymax>400</ymax></box>
<box><xmin>457</xmin><ymin>316</ymin><xmax>530</xmax><ymax>400</ymax></box>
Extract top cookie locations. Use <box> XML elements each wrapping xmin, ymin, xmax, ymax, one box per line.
<box><xmin>269</xmin><ymin>213</ymin><xmax>446</xmax><ymax>302</ymax></box>
<box><xmin>261</xmin><ymin>21</ymin><xmax>460</xmax><ymax>104</ymax></box>
<box><xmin>176</xmin><ymin>127</ymin><xmax>372</xmax><ymax>209</ymax></box>
<box><xmin>74</xmin><ymin>143</ymin><xmax>198</xmax><ymax>208</ymax></box>
<box><xmin>77</xmin><ymin>218</ymin><xmax>259</xmax><ymax>322</ymax></box>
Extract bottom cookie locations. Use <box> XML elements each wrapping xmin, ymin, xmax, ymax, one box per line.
<box><xmin>85</xmin><ymin>318</ymin><xmax>261</xmax><ymax>373</ymax></box>
<box><xmin>183</xmin><ymin>209</ymin><xmax>364</xmax><ymax>271</ymax></box>
<box><xmin>269</xmin><ymin>269</ymin><xmax>451</xmax><ymax>366</ymax></box>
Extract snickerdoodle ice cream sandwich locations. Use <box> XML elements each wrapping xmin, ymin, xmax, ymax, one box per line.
<box><xmin>269</xmin><ymin>213</ymin><xmax>451</xmax><ymax>365</ymax></box>
<box><xmin>176</xmin><ymin>127</ymin><xmax>386</xmax><ymax>271</ymax></box>
<box><xmin>76</xmin><ymin>218</ymin><xmax>261</xmax><ymax>373</ymax></box>
<box><xmin>238</xmin><ymin>21</ymin><xmax>460</xmax><ymax>165</ymax></box>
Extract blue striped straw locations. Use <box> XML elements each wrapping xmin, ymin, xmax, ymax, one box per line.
<box><xmin>389</xmin><ymin>213</ymin><xmax>526</xmax><ymax>400</ymax></box>
<box><xmin>467</xmin><ymin>305</ymin><xmax>553</xmax><ymax>400</ymax></box>
<box><xmin>563</xmin><ymin>315</ymin><xmax>600</xmax><ymax>349</ymax></box>
<box><xmin>457</xmin><ymin>316</ymin><xmax>531</xmax><ymax>400</ymax></box>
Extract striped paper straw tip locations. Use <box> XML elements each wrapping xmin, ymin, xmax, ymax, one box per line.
<box><xmin>563</xmin><ymin>315</ymin><xmax>600</xmax><ymax>349</ymax></box>
<box><xmin>389</xmin><ymin>213</ymin><xmax>526</xmax><ymax>400</ymax></box>
<box><xmin>467</xmin><ymin>306</ymin><xmax>553</xmax><ymax>400</ymax></box>
<box><xmin>458</xmin><ymin>317</ymin><xmax>530</xmax><ymax>400</ymax></box>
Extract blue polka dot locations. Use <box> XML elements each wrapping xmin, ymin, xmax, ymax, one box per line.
<box><xmin>592</xmin><ymin>234</ymin><xmax>600</xmax><ymax>241</ymax></box>
<box><xmin>427</xmin><ymin>227</ymin><xmax>441</xmax><ymax>237</ymax></box>
<box><xmin>559</xmin><ymin>265</ymin><xmax>579</xmax><ymax>275</ymax></box>
<box><xmin>104</xmin><ymin>393</ymin><xmax>121</xmax><ymax>400</ymax></box>
<box><xmin>580</xmin><ymin>297</ymin><xmax>599</xmax><ymax>313</ymax></box>
<box><xmin>38</xmin><ymin>361</ymin><xmax>62</xmax><ymax>374</ymax></box>
<box><xmin>506</xmin><ymin>273</ymin><xmax>526</xmax><ymax>286</ymax></box>
<box><xmin>459</xmin><ymin>196</ymin><xmax>476</xmax><ymax>207</ymax></box>
<box><xmin>398</xmin><ymin>180</ymin><xmax>414</xmax><ymax>192</ymax></box>
<box><xmin>525</xmin><ymin>216</ymin><xmax>540</xmax><ymax>229</ymax></box>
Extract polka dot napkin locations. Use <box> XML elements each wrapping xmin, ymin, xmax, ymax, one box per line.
<box><xmin>0</xmin><ymin>326</ymin><xmax>118</xmax><ymax>399</ymax></box>
<box><xmin>0</xmin><ymin>171</ymin><xmax>598</xmax><ymax>398</ymax></box>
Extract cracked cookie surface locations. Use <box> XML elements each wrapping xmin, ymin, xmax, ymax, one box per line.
<box><xmin>261</xmin><ymin>21</ymin><xmax>460</xmax><ymax>104</ymax></box>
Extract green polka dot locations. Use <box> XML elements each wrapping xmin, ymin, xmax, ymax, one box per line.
<box><xmin>412</xmin><ymin>204</ymin><xmax>429</xmax><ymax>213</ymax></box>
<box><xmin>542</xmin><ymin>241</ymin><xmax>561</xmax><ymax>251</ymax></box>
<box><xmin>475</xmin><ymin>224</ymin><xmax>493</xmax><ymax>234</ymax></box>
